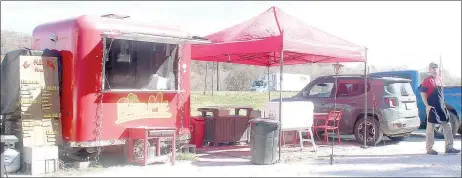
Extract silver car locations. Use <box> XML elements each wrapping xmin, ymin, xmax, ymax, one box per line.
<box><xmin>277</xmin><ymin>75</ymin><xmax>421</xmax><ymax>145</ymax></box>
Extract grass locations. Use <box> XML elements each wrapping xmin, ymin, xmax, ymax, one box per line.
<box><xmin>190</xmin><ymin>91</ymin><xmax>298</xmax><ymax>116</ymax></box>
<box><xmin>175</xmin><ymin>152</ymin><xmax>199</xmax><ymax>161</ymax></box>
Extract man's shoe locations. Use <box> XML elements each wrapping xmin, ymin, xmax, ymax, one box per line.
<box><xmin>427</xmin><ymin>149</ymin><xmax>438</xmax><ymax>155</ymax></box>
<box><xmin>445</xmin><ymin>148</ymin><xmax>461</xmax><ymax>154</ymax></box>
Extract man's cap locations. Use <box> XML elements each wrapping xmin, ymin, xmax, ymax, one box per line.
<box><xmin>429</xmin><ymin>62</ymin><xmax>439</xmax><ymax>69</ymax></box>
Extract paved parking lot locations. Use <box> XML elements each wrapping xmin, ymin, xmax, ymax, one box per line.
<box><xmin>10</xmin><ymin>129</ymin><xmax>462</xmax><ymax>177</ymax></box>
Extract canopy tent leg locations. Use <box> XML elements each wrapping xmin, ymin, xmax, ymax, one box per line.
<box><xmin>268</xmin><ymin>66</ymin><xmax>271</xmax><ymax>101</ymax></box>
<box><xmin>278</xmin><ymin>50</ymin><xmax>284</xmax><ymax>162</ymax></box>
<box><xmin>204</xmin><ymin>62</ymin><xmax>208</xmax><ymax>95</ymax></box>
<box><xmin>330</xmin><ymin>63</ymin><xmax>343</xmax><ymax>165</ymax></box>
<box><xmin>217</xmin><ymin>62</ymin><xmax>220</xmax><ymax>91</ymax></box>
<box><xmin>361</xmin><ymin>60</ymin><xmax>369</xmax><ymax>149</ymax></box>
<box><xmin>211</xmin><ymin>63</ymin><xmax>214</xmax><ymax>96</ymax></box>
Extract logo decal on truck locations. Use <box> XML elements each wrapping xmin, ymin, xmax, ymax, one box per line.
<box><xmin>116</xmin><ymin>93</ymin><xmax>172</xmax><ymax>124</ymax></box>
<box><xmin>23</xmin><ymin>61</ymin><xmax>31</xmax><ymax>69</ymax></box>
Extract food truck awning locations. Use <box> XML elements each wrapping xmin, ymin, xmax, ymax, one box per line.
<box><xmin>103</xmin><ymin>32</ymin><xmax>208</xmax><ymax>45</ymax></box>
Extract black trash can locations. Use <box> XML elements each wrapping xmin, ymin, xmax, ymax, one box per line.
<box><xmin>249</xmin><ymin>118</ymin><xmax>280</xmax><ymax>165</ymax></box>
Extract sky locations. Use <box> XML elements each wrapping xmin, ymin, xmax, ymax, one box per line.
<box><xmin>1</xmin><ymin>1</ymin><xmax>461</xmax><ymax>77</ymax></box>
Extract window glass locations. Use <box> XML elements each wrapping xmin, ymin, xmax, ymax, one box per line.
<box><xmin>336</xmin><ymin>81</ymin><xmax>370</xmax><ymax>97</ymax></box>
<box><xmin>308</xmin><ymin>82</ymin><xmax>334</xmax><ymax>98</ymax></box>
<box><xmin>385</xmin><ymin>82</ymin><xmax>415</xmax><ymax>96</ymax></box>
<box><xmin>104</xmin><ymin>38</ymin><xmax>178</xmax><ymax>91</ymax></box>
<box><xmin>253</xmin><ymin>81</ymin><xmax>265</xmax><ymax>87</ymax></box>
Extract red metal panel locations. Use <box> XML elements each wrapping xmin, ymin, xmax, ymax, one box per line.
<box><xmin>32</xmin><ymin>15</ymin><xmax>192</xmax><ymax>144</ymax></box>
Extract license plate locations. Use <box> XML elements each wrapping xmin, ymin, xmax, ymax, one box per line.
<box><xmin>405</xmin><ymin>103</ymin><xmax>415</xmax><ymax>110</ymax></box>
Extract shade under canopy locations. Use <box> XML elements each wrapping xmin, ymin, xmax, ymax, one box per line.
<box><xmin>191</xmin><ymin>6</ymin><xmax>367</xmax><ymax>66</ymax></box>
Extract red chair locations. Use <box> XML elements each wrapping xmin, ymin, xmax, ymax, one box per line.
<box><xmin>313</xmin><ymin>110</ymin><xmax>343</xmax><ymax>144</ymax></box>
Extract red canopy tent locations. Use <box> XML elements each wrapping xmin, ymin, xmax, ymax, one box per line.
<box><xmin>191</xmin><ymin>6</ymin><xmax>370</xmax><ymax>163</ymax></box>
<box><xmin>191</xmin><ymin>6</ymin><xmax>367</xmax><ymax>66</ymax></box>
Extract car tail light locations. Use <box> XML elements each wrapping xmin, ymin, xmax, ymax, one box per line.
<box><xmin>385</xmin><ymin>98</ymin><xmax>397</xmax><ymax>108</ymax></box>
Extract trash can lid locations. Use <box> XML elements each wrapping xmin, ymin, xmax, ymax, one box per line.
<box><xmin>249</xmin><ymin>118</ymin><xmax>281</xmax><ymax>125</ymax></box>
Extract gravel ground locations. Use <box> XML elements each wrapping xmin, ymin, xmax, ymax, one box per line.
<box><xmin>9</xmin><ymin>129</ymin><xmax>462</xmax><ymax>177</ymax></box>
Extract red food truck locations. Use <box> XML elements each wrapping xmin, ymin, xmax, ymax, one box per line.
<box><xmin>23</xmin><ymin>14</ymin><xmax>204</xmax><ymax>161</ymax></box>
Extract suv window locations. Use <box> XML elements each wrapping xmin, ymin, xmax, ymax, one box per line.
<box><xmin>385</xmin><ymin>82</ymin><xmax>415</xmax><ymax>96</ymax></box>
<box><xmin>337</xmin><ymin>80</ymin><xmax>370</xmax><ymax>97</ymax></box>
<box><xmin>308</xmin><ymin>82</ymin><xmax>334</xmax><ymax>98</ymax></box>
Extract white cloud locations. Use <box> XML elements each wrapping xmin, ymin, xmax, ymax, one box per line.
<box><xmin>1</xmin><ymin>1</ymin><xmax>460</xmax><ymax>77</ymax></box>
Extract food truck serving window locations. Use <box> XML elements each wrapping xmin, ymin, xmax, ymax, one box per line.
<box><xmin>104</xmin><ymin>37</ymin><xmax>179</xmax><ymax>91</ymax></box>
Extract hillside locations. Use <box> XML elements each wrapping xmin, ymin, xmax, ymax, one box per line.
<box><xmin>1</xmin><ymin>30</ymin><xmax>460</xmax><ymax>88</ymax></box>
<box><xmin>1</xmin><ymin>30</ymin><xmax>31</xmax><ymax>57</ymax></box>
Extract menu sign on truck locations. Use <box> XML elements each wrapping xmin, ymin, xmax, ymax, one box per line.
<box><xmin>19</xmin><ymin>56</ymin><xmax>62</xmax><ymax>147</ymax></box>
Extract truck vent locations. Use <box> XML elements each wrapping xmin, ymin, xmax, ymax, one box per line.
<box><xmin>101</xmin><ymin>14</ymin><xmax>130</xmax><ymax>19</ymax></box>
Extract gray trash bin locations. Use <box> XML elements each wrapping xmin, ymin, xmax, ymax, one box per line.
<box><xmin>1</xmin><ymin>135</ymin><xmax>19</xmax><ymax>177</ymax></box>
<box><xmin>249</xmin><ymin>118</ymin><xmax>280</xmax><ymax>165</ymax></box>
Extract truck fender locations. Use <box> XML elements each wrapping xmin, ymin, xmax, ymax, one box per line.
<box><xmin>355</xmin><ymin>112</ymin><xmax>379</xmax><ymax>122</ymax></box>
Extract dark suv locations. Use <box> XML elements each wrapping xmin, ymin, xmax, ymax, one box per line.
<box><xmin>279</xmin><ymin>75</ymin><xmax>421</xmax><ymax>145</ymax></box>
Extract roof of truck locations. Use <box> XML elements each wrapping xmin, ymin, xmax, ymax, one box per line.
<box><xmin>33</xmin><ymin>14</ymin><xmax>192</xmax><ymax>39</ymax></box>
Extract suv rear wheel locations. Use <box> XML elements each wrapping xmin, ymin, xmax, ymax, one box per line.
<box><xmin>354</xmin><ymin>116</ymin><xmax>383</xmax><ymax>146</ymax></box>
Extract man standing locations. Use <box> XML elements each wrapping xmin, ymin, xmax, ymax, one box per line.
<box><xmin>420</xmin><ymin>62</ymin><xmax>460</xmax><ymax>155</ymax></box>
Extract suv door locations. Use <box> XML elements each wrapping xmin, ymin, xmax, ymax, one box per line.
<box><xmin>300</xmin><ymin>78</ymin><xmax>335</xmax><ymax>113</ymax></box>
<box><xmin>327</xmin><ymin>79</ymin><xmax>369</xmax><ymax>133</ymax></box>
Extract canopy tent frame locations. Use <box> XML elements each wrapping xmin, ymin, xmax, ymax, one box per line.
<box><xmin>196</xmin><ymin>49</ymin><xmax>369</xmax><ymax>164</ymax></box>
<box><xmin>191</xmin><ymin>6</ymin><xmax>370</xmax><ymax>164</ymax></box>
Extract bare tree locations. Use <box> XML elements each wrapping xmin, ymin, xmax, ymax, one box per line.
<box><xmin>1</xmin><ymin>30</ymin><xmax>31</xmax><ymax>54</ymax></box>
<box><xmin>225</xmin><ymin>68</ymin><xmax>259</xmax><ymax>91</ymax></box>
